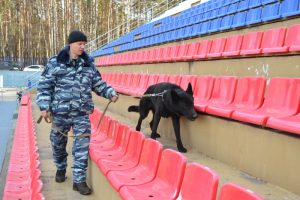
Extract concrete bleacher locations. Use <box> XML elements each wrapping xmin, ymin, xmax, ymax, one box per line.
<box><xmin>89</xmin><ymin>0</ymin><xmax>300</xmax><ymax>199</ymax></box>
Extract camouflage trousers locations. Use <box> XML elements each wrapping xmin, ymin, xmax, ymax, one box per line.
<box><xmin>50</xmin><ymin>112</ymin><xmax>91</xmax><ymax>183</ymax></box>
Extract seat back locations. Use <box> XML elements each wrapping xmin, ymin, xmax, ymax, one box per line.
<box><xmin>157</xmin><ymin>74</ymin><xmax>169</xmax><ymax>83</ymax></box>
<box><xmin>218</xmin><ymin>183</ymin><xmax>263</xmax><ymax>200</ymax></box>
<box><xmin>178</xmin><ymin>163</ymin><xmax>219</xmax><ymax>200</ymax></box>
<box><xmin>194</xmin><ymin>40</ymin><xmax>212</xmax><ymax>58</ymax></box>
<box><xmin>262</xmin><ymin>78</ymin><xmax>300</xmax><ymax>114</ymax></box>
<box><xmin>209</xmin><ymin>76</ymin><xmax>237</xmax><ymax>105</ymax></box>
<box><xmin>146</xmin><ymin>74</ymin><xmax>159</xmax><ymax>88</ymax></box>
<box><xmin>207</xmin><ymin>37</ymin><xmax>227</xmax><ymax>57</ymax></box>
<box><xmin>139</xmin><ymin>139</ymin><xmax>163</xmax><ymax>176</ymax></box>
<box><xmin>241</xmin><ymin>31</ymin><xmax>263</xmax><ymax>53</ymax></box>
<box><xmin>168</xmin><ymin>75</ymin><xmax>182</xmax><ymax>86</ymax></box>
<box><xmin>285</xmin><ymin>24</ymin><xmax>300</xmax><ymax>51</ymax></box>
<box><xmin>180</xmin><ymin>75</ymin><xmax>197</xmax><ymax>91</ymax></box>
<box><xmin>261</xmin><ymin>27</ymin><xmax>287</xmax><ymax>50</ymax></box>
<box><xmin>223</xmin><ymin>34</ymin><xmax>243</xmax><ymax>55</ymax></box>
<box><xmin>233</xmin><ymin>77</ymin><xmax>266</xmax><ymax>110</ymax></box>
<box><xmin>124</xmin><ymin>130</ymin><xmax>145</xmax><ymax>161</ymax></box>
<box><xmin>156</xmin><ymin>149</ymin><xmax>186</xmax><ymax>197</ymax></box>
<box><xmin>193</xmin><ymin>76</ymin><xmax>215</xmax><ymax>102</ymax></box>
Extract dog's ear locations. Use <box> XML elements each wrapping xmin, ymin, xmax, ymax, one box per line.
<box><xmin>186</xmin><ymin>83</ymin><xmax>193</xmax><ymax>96</ymax></box>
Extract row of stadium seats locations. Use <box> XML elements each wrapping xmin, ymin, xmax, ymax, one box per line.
<box><xmin>89</xmin><ymin>109</ymin><xmax>263</xmax><ymax>199</ymax></box>
<box><xmin>102</xmin><ymin>73</ymin><xmax>300</xmax><ymax>135</ymax></box>
<box><xmin>96</xmin><ymin>24</ymin><xmax>300</xmax><ymax>66</ymax></box>
<box><xmin>2</xmin><ymin>94</ymin><xmax>44</xmax><ymax>200</ymax></box>
<box><xmin>93</xmin><ymin>0</ymin><xmax>300</xmax><ymax>56</ymax></box>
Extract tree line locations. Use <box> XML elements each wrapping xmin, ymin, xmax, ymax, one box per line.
<box><xmin>0</xmin><ymin>0</ymin><xmax>173</xmax><ymax>67</ymax></box>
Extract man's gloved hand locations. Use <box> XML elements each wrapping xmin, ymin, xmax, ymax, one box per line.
<box><xmin>111</xmin><ymin>95</ymin><xmax>119</xmax><ymax>103</ymax></box>
<box><xmin>41</xmin><ymin>110</ymin><xmax>48</xmax><ymax>118</ymax></box>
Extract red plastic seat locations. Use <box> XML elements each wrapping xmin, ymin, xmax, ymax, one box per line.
<box><xmin>194</xmin><ymin>76</ymin><xmax>215</xmax><ymax>112</ymax></box>
<box><xmin>177</xmin><ymin>163</ymin><xmax>219</xmax><ymax>200</ymax></box>
<box><xmin>182</xmin><ymin>42</ymin><xmax>200</xmax><ymax>61</ymax></box>
<box><xmin>207</xmin><ymin>37</ymin><xmax>227</xmax><ymax>58</ymax></box>
<box><xmin>179</xmin><ymin>75</ymin><xmax>197</xmax><ymax>91</ymax></box>
<box><xmin>167</xmin><ymin>45</ymin><xmax>181</xmax><ymax>62</ymax></box>
<box><xmin>157</xmin><ymin>74</ymin><xmax>169</xmax><ymax>83</ymax></box>
<box><xmin>120</xmin><ymin>149</ymin><xmax>186</xmax><ymax>200</ymax></box>
<box><xmin>193</xmin><ymin>40</ymin><xmax>212</xmax><ymax>59</ymax></box>
<box><xmin>232</xmin><ymin>78</ymin><xmax>300</xmax><ymax>125</ymax></box>
<box><xmin>124</xmin><ymin>73</ymin><xmax>141</xmax><ymax>95</ymax></box>
<box><xmin>132</xmin><ymin>74</ymin><xmax>149</xmax><ymax>96</ymax></box>
<box><xmin>262</xmin><ymin>27</ymin><xmax>288</xmax><ymax>53</ymax></box>
<box><xmin>89</xmin><ymin>124</ymin><xmax>132</xmax><ymax>163</ymax></box>
<box><xmin>266</xmin><ymin>113</ymin><xmax>300</xmax><ymax>135</ymax></box>
<box><xmin>206</xmin><ymin>76</ymin><xmax>238</xmax><ymax>114</ymax></box>
<box><xmin>206</xmin><ymin>77</ymin><xmax>266</xmax><ymax>118</ymax></box>
<box><xmin>222</xmin><ymin>35</ymin><xmax>243</xmax><ymax>57</ymax></box>
<box><xmin>146</xmin><ymin>74</ymin><xmax>159</xmax><ymax>88</ymax></box>
<box><xmin>97</xmin><ymin>130</ymin><xmax>144</xmax><ymax>175</ymax></box>
<box><xmin>284</xmin><ymin>24</ymin><xmax>300</xmax><ymax>52</ymax></box>
<box><xmin>217</xmin><ymin>183</ymin><xmax>263</xmax><ymax>200</ymax></box>
<box><xmin>107</xmin><ymin>139</ymin><xmax>163</xmax><ymax>191</ymax></box>
<box><xmin>168</xmin><ymin>75</ymin><xmax>182</xmax><ymax>86</ymax></box>
<box><xmin>172</xmin><ymin>44</ymin><xmax>189</xmax><ymax>61</ymax></box>
<box><xmin>157</xmin><ymin>46</ymin><xmax>171</xmax><ymax>62</ymax></box>
<box><xmin>240</xmin><ymin>31</ymin><xmax>263</xmax><ymax>55</ymax></box>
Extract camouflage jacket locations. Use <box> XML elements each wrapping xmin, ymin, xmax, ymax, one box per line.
<box><xmin>36</xmin><ymin>46</ymin><xmax>116</xmax><ymax>115</ymax></box>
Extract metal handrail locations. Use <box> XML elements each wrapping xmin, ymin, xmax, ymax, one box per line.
<box><xmin>86</xmin><ymin>0</ymin><xmax>184</xmax><ymax>53</ymax></box>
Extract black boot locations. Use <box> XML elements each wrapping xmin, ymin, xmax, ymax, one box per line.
<box><xmin>73</xmin><ymin>182</ymin><xmax>92</xmax><ymax>195</ymax></box>
<box><xmin>55</xmin><ymin>169</ymin><xmax>66</xmax><ymax>183</ymax></box>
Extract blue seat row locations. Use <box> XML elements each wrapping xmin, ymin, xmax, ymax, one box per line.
<box><xmin>91</xmin><ymin>0</ymin><xmax>300</xmax><ymax>57</ymax></box>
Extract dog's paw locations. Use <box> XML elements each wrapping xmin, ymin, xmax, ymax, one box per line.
<box><xmin>150</xmin><ymin>134</ymin><xmax>157</xmax><ymax>140</ymax></box>
<box><xmin>154</xmin><ymin>133</ymin><xmax>161</xmax><ymax>138</ymax></box>
<box><xmin>177</xmin><ymin>146</ymin><xmax>187</xmax><ymax>153</ymax></box>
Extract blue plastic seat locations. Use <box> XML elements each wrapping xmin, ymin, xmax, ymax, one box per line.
<box><xmin>219</xmin><ymin>15</ymin><xmax>233</xmax><ymax>31</ymax></box>
<box><xmin>280</xmin><ymin>0</ymin><xmax>300</xmax><ymax>17</ymax></box>
<box><xmin>248</xmin><ymin>0</ymin><xmax>261</xmax><ymax>8</ymax></box>
<box><xmin>202</xmin><ymin>11</ymin><xmax>211</xmax><ymax>21</ymax></box>
<box><xmin>227</xmin><ymin>2</ymin><xmax>239</xmax><ymax>14</ymax></box>
<box><xmin>200</xmin><ymin>21</ymin><xmax>209</xmax><ymax>35</ymax></box>
<box><xmin>262</xmin><ymin>2</ymin><xmax>280</xmax><ymax>21</ymax></box>
<box><xmin>217</xmin><ymin>5</ymin><xmax>228</xmax><ymax>17</ymax></box>
<box><xmin>231</xmin><ymin>11</ymin><xmax>247</xmax><ymax>28</ymax></box>
<box><xmin>209</xmin><ymin>9</ymin><xmax>219</xmax><ymax>20</ymax></box>
<box><xmin>237</xmin><ymin>0</ymin><xmax>249</xmax><ymax>12</ymax></box>
<box><xmin>245</xmin><ymin>7</ymin><xmax>262</xmax><ymax>25</ymax></box>
<box><xmin>208</xmin><ymin>18</ymin><xmax>221</xmax><ymax>33</ymax></box>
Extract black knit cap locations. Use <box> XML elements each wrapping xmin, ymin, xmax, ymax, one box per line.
<box><xmin>68</xmin><ymin>30</ymin><xmax>87</xmax><ymax>44</ymax></box>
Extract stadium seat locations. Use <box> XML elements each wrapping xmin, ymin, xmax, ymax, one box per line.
<box><xmin>266</xmin><ymin>113</ymin><xmax>300</xmax><ymax>135</ymax></box>
<box><xmin>157</xmin><ymin>74</ymin><xmax>170</xmax><ymax>83</ymax></box>
<box><xmin>231</xmin><ymin>11</ymin><xmax>247</xmax><ymax>28</ymax></box>
<box><xmin>237</xmin><ymin>0</ymin><xmax>250</xmax><ymax>12</ymax></box>
<box><xmin>207</xmin><ymin>37</ymin><xmax>227</xmax><ymax>58</ymax></box>
<box><xmin>97</xmin><ymin>130</ymin><xmax>144</xmax><ymax>175</ymax></box>
<box><xmin>262</xmin><ymin>27</ymin><xmax>288</xmax><ymax>53</ymax></box>
<box><xmin>217</xmin><ymin>183</ymin><xmax>263</xmax><ymax>200</ymax></box>
<box><xmin>168</xmin><ymin>75</ymin><xmax>182</xmax><ymax>86</ymax></box>
<box><xmin>177</xmin><ymin>163</ymin><xmax>219</xmax><ymax>200</ymax></box>
<box><xmin>146</xmin><ymin>74</ymin><xmax>159</xmax><ymax>88</ymax></box>
<box><xmin>131</xmin><ymin>74</ymin><xmax>149</xmax><ymax>96</ymax></box>
<box><xmin>222</xmin><ymin>34</ymin><xmax>243</xmax><ymax>57</ymax></box>
<box><xmin>107</xmin><ymin>139</ymin><xmax>163</xmax><ymax>191</ymax></box>
<box><xmin>285</xmin><ymin>24</ymin><xmax>300</xmax><ymax>52</ymax></box>
<box><xmin>206</xmin><ymin>77</ymin><xmax>266</xmax><ymax>118</ymax></box>
<box><xmin>240</xmin><ymin>31</ymin><xmax>263</xmax><ymax>55</ymax></box>
<box><xmin>262</xmin><ymin>2</ymin><xmax>280</xmax><ymax>21</ymax></box>
<box><xmin>119</xmin><ymin>149</ymin><xmax>186</xmax><ymax>200</ymax></box>
<box><xmin>280</xmin><ymin>0</ymin><xmax>300</xmax><ymax>17</ymax></box>
<box><xmin>173</xmin><ymin>44</ymin><xmax>189</xmax><ymax>61</ymax></box>
<box><xmin>208</xmin><ymin>18</ymin><xmax>221</xmax><ymax>33</ymax></box>
<box><xmin>245</xmin><ymin>7</ymin><xmax>262</xmax><ymax>25</ymax></box>
<box><xmin>182</xmin><ymin>42</ymin><xmax>200</xmax><ymax>61</ymax></box>
<box><xmin>232</xmin><ymin>78</ymin><xmax>300</xmax><ymax>125</ymax></box>
<box><xmin>193</xmin><ymin>40</ymin><xmax>212</xmax><ymax>59</ymax></box>
<box><xmin>180</xmin><ymin>75</ymin><xmax>197</xmax><ymax>91</ymax></box>
<box><xmin>206</xmin><ymin>76</ymin><xmax>238</xmax><ymax>115</ymax></box>
<box><xmin>194</xmin><ymin>76</ymin><xmax>215</xmax><ymax>112</ymax></box>
<box><xmin>219</xmin><ymin>15</ymin><xmax>234</xmax><ymax>31</ymax></box>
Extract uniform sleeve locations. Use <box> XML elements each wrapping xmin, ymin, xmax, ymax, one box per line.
<box><xmin>91</xmin><ymin>66</ymin><xmax>117</xmax><ymax>99</ymax></box>
<box><xmin>36</xmin><ymin>61</ymin><xmax>56</xmax><ymax>111</ymax></box>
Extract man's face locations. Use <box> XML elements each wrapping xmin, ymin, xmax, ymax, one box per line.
<box><xmin>70</xmin><ymin>41</ymin><xmax>86</xmax><ymax>57</ymax></box>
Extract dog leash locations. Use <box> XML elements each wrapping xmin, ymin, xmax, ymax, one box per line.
<box><xmin>133</xmin><ymin>90</ymin><xmax>168</xmax><ymax>101</ymax></box>
<box><xmin>36</xmin><ymin>100</ymin><xmax>113</xmax><ymax>139</ymax></box>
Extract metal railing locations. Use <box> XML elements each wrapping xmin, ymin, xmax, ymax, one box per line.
<box><xmin>86</xmin><ymin>0</ymin><xmax>184</xmax><ymax>53</ymax></box>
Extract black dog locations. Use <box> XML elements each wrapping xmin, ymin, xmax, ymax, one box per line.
<box><xmin>128</xmin><ymin>82</ymin><xmax>198</xmax><ymax>153</ymax></box>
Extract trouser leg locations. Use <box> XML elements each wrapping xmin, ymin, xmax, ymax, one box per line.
<box><xmin>72</xmin><ymin>114</ymin><xmax>91</xmax><ymax>183</ymax></box>
<box><xmin>50</xmin><ymin>115</ymin><xmax>71</xmax><ymax>170</ymax></box>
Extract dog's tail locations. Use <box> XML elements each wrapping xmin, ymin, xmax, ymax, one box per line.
<box><xmin>128</xmin><ymin>105</ymin><xmax>139</xmax><ymax>112</ymax></box>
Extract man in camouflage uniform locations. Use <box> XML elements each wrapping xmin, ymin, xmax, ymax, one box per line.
<box><xmin>36</xmin><ymin>30</ymin><xmax>118</xmax><ymax>195</ymax></box>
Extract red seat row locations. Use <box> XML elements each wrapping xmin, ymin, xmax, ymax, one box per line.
<box><xmin>96</xmin><ymin>24</ymin><xmax>300</xmax><ymax>66</ymax></box>
<box><xmin>102</xmin><ymin>73</ymin><xmax>300</xmax><ymax>135</ymax></box>
<box><xmin>88</xmin><ymin>109</ymin><xmax>263</xmax><ymax>200</ymax></box>
<box><xmin>2</xmin><ymin>94</ymin><xmax>44</xmax><ymax>200</ymax></box>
